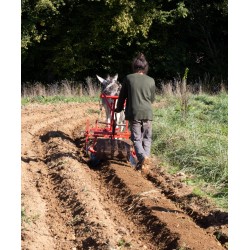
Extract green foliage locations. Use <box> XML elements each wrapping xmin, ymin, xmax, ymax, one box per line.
<box><xmin>21</xmin><ymin>0</ymin><xmax>65</xmax><ymax>51</ymax></box>
<box><xmin>21</xmin><ymin>207</ymin><xmax>27</xmax><ymax>223</ymax></box>
<box><xmin>117</xmin><ymin>238</ymin><xmax>131</xmax><ymax>248</ymax></box>
<box><xmin>183</xmin><ymin>67</ymin><xmax>189</xmax><ymax>81</ymax></box>
<box><xmin>21</xmin><ymin>0</ymin><xmax>228</xmax><ymax>87</ymax></box>
<box><xmin>21</xmin><ymin>95</ymin><xmax>99</xmax><ymax>105</ymax></box>
<box><xmin>21</xmin><ymin>207</ymin><xmax>40</xmax><ymax>225</ymax></box>
<box><xmin>152</xmin><ymin>92</ymin><xmax>228</xmax><ymax>209</ymax></box>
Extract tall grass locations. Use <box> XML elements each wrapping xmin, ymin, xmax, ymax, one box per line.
<box><xmin>21</xmin><ymin>77</ymin><xmax>101</xmax><ymax>98</ymax></box>
<box><xmin>21</xmin><ymin>77</ymin><xmax>101</xmax><ymax>105</ymax></box>
<box><xmin>152</xmin><ymin>90</ymin><xmax>228</xmax><ymax>209</ymax></box>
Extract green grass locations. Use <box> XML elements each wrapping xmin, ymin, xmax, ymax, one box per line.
<box><xmin>21</xmin><ymin>207</ymin><xmax>40</xmax><ymax>226</ymax></box>
<box><xmin>21</xmin><ymin>95</ymin><xmax>99</xmax><ymax>106</ymax></box>
<box><xmin>117</xmin><ymin>238</ymin><xmax>131</xmax><ymax>248</ymax></box>
<box><xmin>152</xmin><ymin>92</ymin><xmax>228</xmax><ymax>209</ymax></box>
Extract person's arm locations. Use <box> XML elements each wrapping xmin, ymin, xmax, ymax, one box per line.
<box><xmin>115</xmin><ymin>79</ymin><xmax>127</xmax><ymax>112</ymax></box>
<box><xmin>151</xmin><ymin>81</ymin><xmax>156</xmax><ymax>103</ymax></box>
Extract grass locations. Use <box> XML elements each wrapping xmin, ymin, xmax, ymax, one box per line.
<box><xmin>21</xmin><ymin>81</ymin><xmax>228</xmax><ymax>210</ymax></box>
<box><xmin>21</xmin><ymin>207</ymin><xmax>40</xmax><ymax>227</ymax></box>
<box><xmin>152</xmin><ymin>91</ymin><xmax>228</xmax><ymax>209</ymax></box>
<box><xmin>21</xmin><ymin>95</ymin><xmax>99</xmax><ymax>106</ymax></box>
<box><xmin>21</xmin><ymin>78</ymin><xmax>101</xmax><ymax>106</ymax></box>
<box><xmin>117</xmin><ymin>238</ymin><xmax>131</xmax><ymax>248</ymax></box>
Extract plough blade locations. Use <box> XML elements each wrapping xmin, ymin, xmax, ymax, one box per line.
<box><xmin>94</xmin><ymin>138</ymin><xmax>132</xmax><ymax>161</ymax></box>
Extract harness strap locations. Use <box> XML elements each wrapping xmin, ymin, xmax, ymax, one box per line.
<box><xmin>104</xmin><ymin>81</ymin><xmax>116</xmax><ymax>91</ymax></box>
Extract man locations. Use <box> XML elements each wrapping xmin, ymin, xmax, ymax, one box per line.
<box><xmin>115</xmin><ymin>53</ymin><xmax>155</xmax><ymax>170</ymax></box>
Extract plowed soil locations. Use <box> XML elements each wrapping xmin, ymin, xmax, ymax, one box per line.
<box><xmin>21</xmin><ymin>102</ymin><xmax>228</xmax><ymax>250</ymax></box>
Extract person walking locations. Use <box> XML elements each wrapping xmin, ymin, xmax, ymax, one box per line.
<box><xmin>115</xmin><ymin>53</ymin><xmax>155</xmax><ymax>170</ymax></box>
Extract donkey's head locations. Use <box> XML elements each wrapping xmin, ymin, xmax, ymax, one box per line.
<box><xmin>96</xmin><ymin>74</ymin><xmax>121</xmax><ymax>96</ymax></box>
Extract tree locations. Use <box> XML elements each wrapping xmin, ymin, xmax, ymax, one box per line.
<box><xmin>21</xmin><ymin>0</ymin><xmax>228</xmax><ymax>88</ymax></box>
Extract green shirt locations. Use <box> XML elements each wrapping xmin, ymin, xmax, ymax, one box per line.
<box><xmin>116</xmin><ymin>73</ymin><xmax>155</xmax><ymax>121</ymax></box>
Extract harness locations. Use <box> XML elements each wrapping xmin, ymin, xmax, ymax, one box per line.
<box><xmin>99</xmin><ymin>81</ymin><xmax>119</xmax><ymax>108</ymax></box>
<box><xmin>99</xmin><ymin>81</ymin><xmax>119</xmax><ymax>120</ymax></box>
<box><xmin>102</xmin><ymin>81</ymin><xmax>119</xmax><ymax>95</ymax></box>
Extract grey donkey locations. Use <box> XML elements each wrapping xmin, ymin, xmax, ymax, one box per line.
<box><xmin>96</xmin><ymin>74</ymin><xmax>125</xmax><ymax>131</ymax></box>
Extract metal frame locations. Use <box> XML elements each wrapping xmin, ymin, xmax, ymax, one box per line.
<box><xmin>83</xmin><ymin>93</ymin><xmax>131</xmax><ymax>158</ymax></box>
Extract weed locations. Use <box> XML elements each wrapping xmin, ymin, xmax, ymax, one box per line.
<box><xmin>180</xmin><ymin>67</ymin><xmax>190</xmax><ymax>119</ymax></box>
<box><xmin>21</xmin><ymin>207</ymin><xmax>40</xmax><ymax>230</ymax></box>
<box><xmin>117</xmin><ymin>238</ymin><xmax>131</xmax><ymax>248</ymax></box>
<box><xmin>67</xmin><ymin>215</ymin><xmax>83</xmax><ymax>226</ymax></box>
<box><xmin>21</xmin><ymin>207</ymin><xmax>28</xmax><ymax>223</ymax></box>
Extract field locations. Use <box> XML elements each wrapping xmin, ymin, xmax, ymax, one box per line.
<box><xmin>21</xmin><ymin>100</ymin><xmax>228</xmax><ymax>249</ymax></box>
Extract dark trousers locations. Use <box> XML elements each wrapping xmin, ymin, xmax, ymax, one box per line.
<box><xmin>129</xmin><ymin>120</ymin><xmax>152</xmax><ymax>163</ymax></box>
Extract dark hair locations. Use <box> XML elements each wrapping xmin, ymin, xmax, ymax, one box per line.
<box><xmin>132</xmin><ymin>53</ymin><xmax>149</xmax><ymax>74</ymax></box>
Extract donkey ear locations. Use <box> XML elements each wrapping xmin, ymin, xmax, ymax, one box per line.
<box><xmin>96</xmin><ymin>75</ymin><xmax>106</xmax><ymax>84</ymax></box>
<box><xmin>114</xmin><ymin>74</ymin><xmax>118</xmax><ymax>81</ymax></box>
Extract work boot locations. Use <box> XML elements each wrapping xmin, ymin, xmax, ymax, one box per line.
<box><xmin>141</xmin><ymin>157</ymin><xmax>151</xmax><ymax>174</ymax></box>
<box><xmin>135</xmin><ymin>162</ymin><xmax>142</xmax><ymax>171</ymax></box>
<box><xmin>142</xmin><ymin>157</ymin><xmax>151</xmax><ymax>166</ymax></box>
<box><xmin>135</xmin><ymin>157</ymin><xmax>151</xmax><ymax>171</ymax></box>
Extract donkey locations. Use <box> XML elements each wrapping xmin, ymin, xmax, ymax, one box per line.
<box><xmin>96</xmin><ymin>74</ymin><xmax>125</xmax><ymax>131</ymax></box>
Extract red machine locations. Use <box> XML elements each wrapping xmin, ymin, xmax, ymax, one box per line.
<box><xmin>83</xmin><ymin>93</ymin><xmax>137</xmax><ymax>166</ymax></box>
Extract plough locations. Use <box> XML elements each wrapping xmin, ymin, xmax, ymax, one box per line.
<box><xmin>82</xmin><ymin>93</ymin><xmax>137</xmax><ymax>166</ymax></box>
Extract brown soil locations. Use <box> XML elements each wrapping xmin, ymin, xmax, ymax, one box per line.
<box><xmin>21</xmin><ymin>102</ymin><xmax>228</xmax><ymax>250</ymax></box>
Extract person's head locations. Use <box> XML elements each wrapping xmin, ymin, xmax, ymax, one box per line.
<box><xmin>132</xmin><ymin>53</ymin><xmax>149</xmax><ymax>74</ymax></box>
